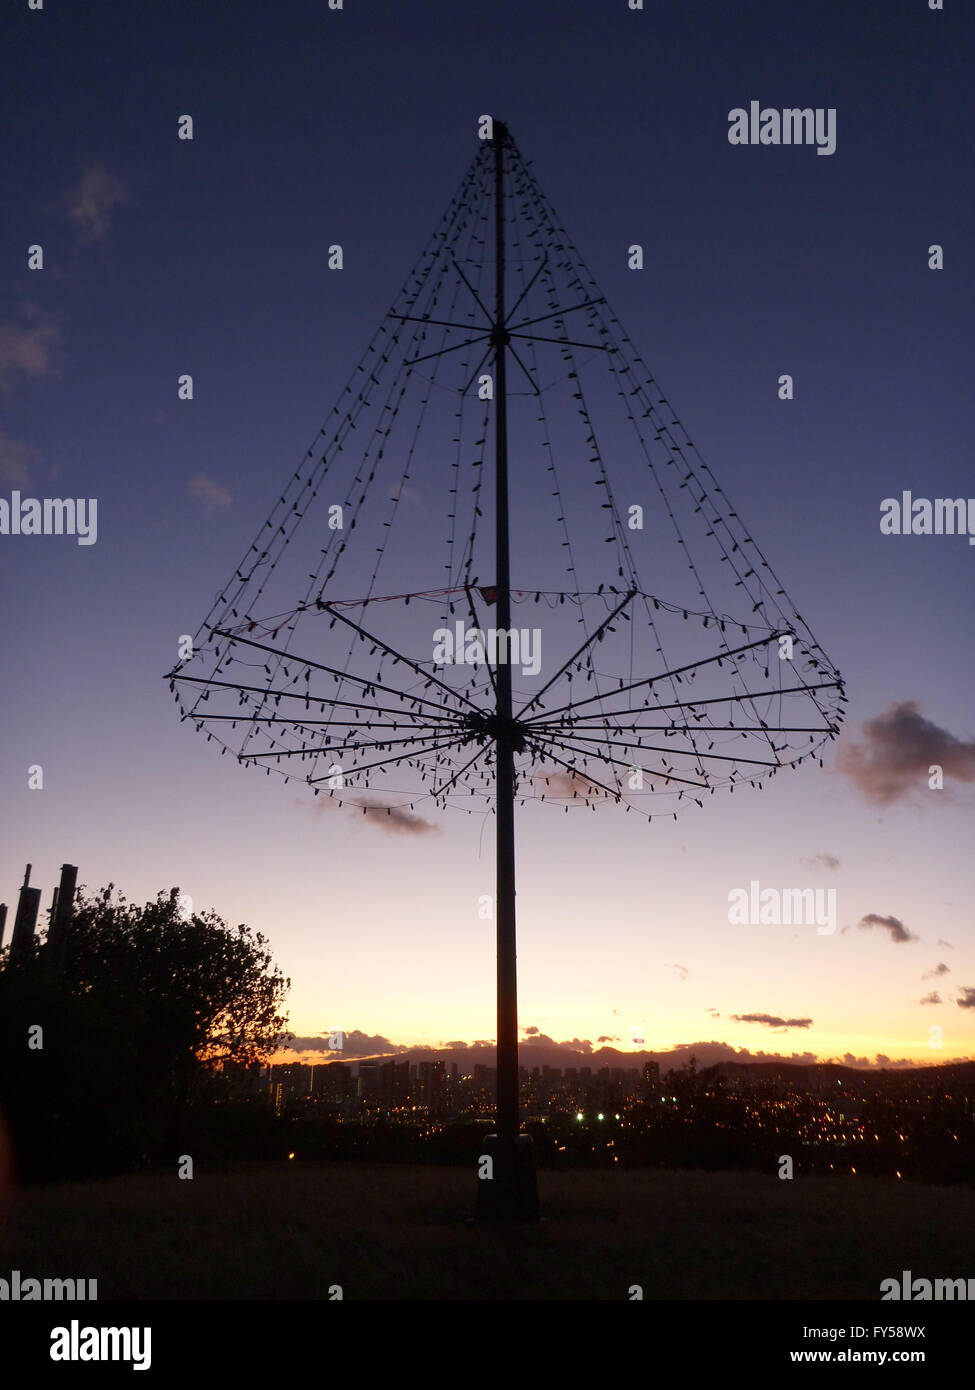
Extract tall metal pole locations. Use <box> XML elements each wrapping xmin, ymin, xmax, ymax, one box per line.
<box><xmin>492</xmin><ymin>122</ymin><xmax>519</xmax><ymax>1166</ymax></box>
<box><xmin>477</xmin><ymin>120</ymin><xmax>539</xmax><ymax>1220</ymax></box>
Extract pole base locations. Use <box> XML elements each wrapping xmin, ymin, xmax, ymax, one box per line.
<box><xmin>475</xmin><ymin>1133</ymin><xmax>540</xmax><ymax>1221</ymax></box>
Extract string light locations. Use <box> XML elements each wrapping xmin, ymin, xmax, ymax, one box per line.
<box><xmin>166</xmin><ymin>129</ymin><xmax>844</xmax><ymax>827</ymax></box>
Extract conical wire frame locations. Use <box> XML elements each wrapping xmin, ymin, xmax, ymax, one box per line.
<box><xmin>167</xmin><ymin>127</ymin><xmax>846</xmax><ymax>826</ymax></box>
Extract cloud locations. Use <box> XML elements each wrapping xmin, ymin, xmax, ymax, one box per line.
<box><xmin>858</xmin><ymin>912</ymin><xmax>918</xmax><ymax>945</ymax></box>
<box><xmin>837</xmin><ymin>1053</ymin><xmax>918</xmax><ymax>1070</ymax></box>
<box><xmin>188</xmin><ymin>474</ymin><xmax>233</xmax><ymax>511</ymax></box>
<box><xmin>295</xmin><ymin>795</ymin><xmax>337</xmax><ymax>817</ymax></box>
<box><xmin>533</xmin><ymin>769</ymin><xmax>608</xmax><ymax>802</ymax></box>
<box><xmin>730</xmin><ymin>1013</ymin><xmax>813</xmax><ymax>1029</ymax></box>
<box><xmin>919</xmin><ymin>992</ymin><xmax>942</xmax><ymax>1005</ymax></box>
<box><xmin>835</xmin><ymin>700</ymin><xmax>975</xmax><ymax>805</ymax></box>
<box><xmin>597</xmin><ymin>1034</ymin><xmax>621</xmax><ymax>1043</ymax></box>
<box><xmin>522</xmin><ymin>1025</ymin><xmax>539</xmax><ymax>1036</ymax></box>
<box><xmin>283</xmin><ymin>1033</ymin><xmax>339</xmax><ymax>1053</ymax></box>
<box><xmin>0</xmin><ymin>306</ymin><xmax>60</xmax><ymax>398</ymax></box>
<box><xmin>957</xmin><ymin>987</ymin><xmax>975</xmax><ymax>1011</ymax></box>
<box><xmin>922</xmin><ymin>963</ymin><xmax>949</xmax><ymax>979</ymax></box>
<box><xmin>800</xmin><ymin>852</ymin><xmax>840</xmax><ymax>871</ymax></box>
<box><xmin>938</xmin><ymin>939</ymin><xmax>954</xmax><ymax>949</ymax></box>
<box><xmin>64</xmin><ymin>161</ymin><xmax>130</xmax><ymax>242</ymax></box>
<box><xmin>351</xmin><ymin>796</ymin><xmax>439</xmax><ymax>835</ymax></box>
<box><xmin>388</xmin><ymin>482</ymin><xmax>420</xmax><ymax>503</ymax></box>
<box><xmin>273</xmin><ymin>1032</ymin><xmax>938</xmax><ymax>1072</ymax></box>
<box><xmin>844</xmin><ymin>1053</ymin><xmax>919</xmax><ymax>1069</ymax></box>
<box><xmin>286</xmin><ymin>1029</ymin><xmax>407</xmax><ymax>1057</ymax></box>
<box><xmin>296</xmin><ymin>792</ymin><xmax>438</xmax><ymax>835</ymax></box>
<box><xmin>705</xmin><ymin>1008</ymin><xmax>721</xmax><ymax>1017</ymax></box>
<box><xmin>0</xmin><ymin>429</ymin><xmax>37</xmax><ymax>488</ymax></box>
<box><xmin>667</xmin><ymin>963</ymin><xmax>689</xmax><ymax>981</ymax></box>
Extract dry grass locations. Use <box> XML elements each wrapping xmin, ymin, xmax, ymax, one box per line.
<box><xmin>1</xmin><ymin>1162</ymin><xmax>971</xmax><ymax>1299</ymax></box>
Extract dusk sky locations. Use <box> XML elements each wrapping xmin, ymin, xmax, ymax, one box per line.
<box><xmin>2</xmin><ymin>0</ymin><xmax>973</xmax><ymax>1072</ymax></box>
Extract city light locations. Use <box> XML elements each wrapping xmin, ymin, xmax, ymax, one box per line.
<box><xmin>250</xmin><ymin>1056</ymin><xmax>970</xmax><ymax>1183</ymax></box>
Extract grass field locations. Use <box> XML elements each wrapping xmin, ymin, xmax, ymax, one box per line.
<box><xmin>1</xmin><ymin>1162</ymin><xmax>970</xmax><ymax>1299</ymax></box>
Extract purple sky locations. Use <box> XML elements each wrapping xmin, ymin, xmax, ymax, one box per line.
<box><xmin>2</xmin><ymin>0</ymin><xmax>973</xmax><ymax>1069</ymax></box>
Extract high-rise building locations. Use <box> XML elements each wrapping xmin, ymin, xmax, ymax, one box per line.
<box><xmin>541</xmin><ymin>1066</ymin><xmax>562</xmax><ymax>1100</ymax></box>
<box><xmin>358</xmin><ymin>1060</ymin><xmax>381</xmax><ymax>1103</ymax></box>
<box><xmin>379</xmin><ymin>1059</ymin><xmax>410</xmax><ymax>1108</ymax></box>
<box><xmin>269</xmin><ymin>1062</ymin><xmax>313</xmax><ymax>1107</ymax></box>
<box><xmin>417</xmin><ymin>1060</ymin><xmax>446</xmax><ymax>1110</ymax></box>
<box><xmin>315</xmin><ymin>1062</ymin><xmax>352</xmax><ymax>1103</ymax></box>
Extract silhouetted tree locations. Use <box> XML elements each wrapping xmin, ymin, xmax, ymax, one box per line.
<box><xmin>68</xmin><ymin>886</ymin><xmax>291</xmax><ymax>1147</ymax></box>
<box><xmin>67</xmin><ymin>885</ymin><xmax>290</xmax><ymax>1067</ymax></box>
<box><xmin>0</xmin><ymin>886</ymin><xmax>290</xmax><ymax>1178</ymax></box>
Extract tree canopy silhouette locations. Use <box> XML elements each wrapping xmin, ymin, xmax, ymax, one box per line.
<box><xmin>66</xmin><ymin>885</ymin><xmax>291</xmax><ymax>1071</ymax></box>
<box><xmin>0</xmin><ymin>885</ymin><xmax>290</xmax><ymax>1179</ymax></box>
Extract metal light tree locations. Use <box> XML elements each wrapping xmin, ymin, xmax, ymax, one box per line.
<box><xmin>167</xmin><ymin>120</ymin><xmax>846</xmax><ymax>1218</ymax></box>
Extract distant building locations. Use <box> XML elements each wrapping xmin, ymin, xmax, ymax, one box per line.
<box><xmin>269</xmin><ymin>1062</ymin><xmax>313</xmax><ymax>1110</ymax></box>
<box><xmin>358</xmin><ymin>1060</ymin><xmax>381</xmax><ymax>1103</ymax></box>
<box><xmin>222</xmin><ymin>1060</ymin><xmax>265</xmax><ymax>1099</ymax></box>
<box><xmin>314</xmin><ymin>1062</ymin><xmax>352</xmax><ymax>1103</ymax></box>
<box><xmin>380</xmin><ymin>1059</ymin><xmax>410</xmax><ymax>1107</ymax></box>
<box><xmin>417</xmin><ymin>1060</ymin><xmax>446</xmax><ymax>1110</ymax></box>
<box><xmin>541</xmin><ymin>1066</ymin><xmax>562</xmax><ymax>1099</ymax></box>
